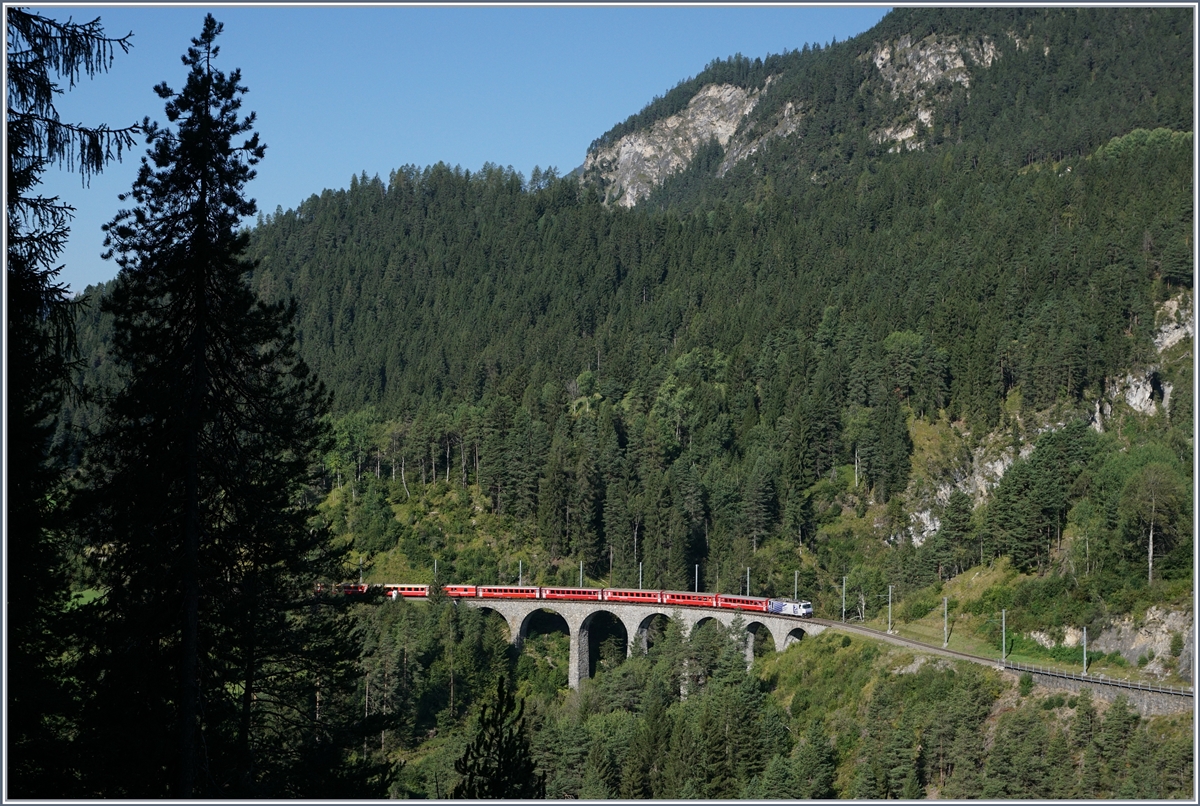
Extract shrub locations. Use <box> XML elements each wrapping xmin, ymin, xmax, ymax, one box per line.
<box><xmin>899</xmin><ymin>591</ymin><xmax>939</xmax><ymax>623</ymax></box>
<box><xmin>1019</xmin><ymin>672</ymin><xmax>1034</xmax><ymax>696</ymax></box>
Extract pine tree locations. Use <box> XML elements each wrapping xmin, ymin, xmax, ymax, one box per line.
<box><xmin>6</xmin><ymin>8</ymin><xmax>138</xmax><ymax>795</ymax></box>
<box><xmin>792</xmin><ymin>719</ymin><xmax>836</xmax><ymax>798</ymax></box>
<box><xmin>579</xmin><ymin>736</ymin><xmax>615</xmax><ymax>798</ymax></box>
<box><xmin>452</xmin><ymin>675</ymin><xmax>547</xmax><ymax>798</ymax></box>
<box><xmin>73</xmin><ymin>15</ymin><xmax>383</xmax><ymax>797</ymax></box>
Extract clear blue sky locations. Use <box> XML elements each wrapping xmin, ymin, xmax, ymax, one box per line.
<box><xmin>32</xmin><ymin>3</ymin><xmax>892</xmax><ymax>292</ymax></box>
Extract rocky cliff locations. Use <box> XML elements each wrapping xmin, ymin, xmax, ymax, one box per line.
<box><xmin>905</xmin><ymin>290</ymin><xmax>1193</xmax><ymax>547</ymax></box>
<box><xmin>1029</xmin><ymin>606</ymin><xmax>1194</xmax><ymax>683</ymax></box>
<box><xmin>865</xmin><ymin>32</ymin><xmax>997</xmax><ymax>150</ymax></box>
<box><xmin>581</xmin><ymin>83</ymin><xmax>766</xmax><ymax>208</ymax></box>
<box><xmin>580</xmin><ymin>30</ymin><xmax>1001</xmax><ymax>205</ymax></box>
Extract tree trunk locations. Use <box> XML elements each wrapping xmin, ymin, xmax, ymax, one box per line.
<box><xmin>179</xmin><ymin>266</ymin><xmax>207</xmax><ymax>799</ymax></box>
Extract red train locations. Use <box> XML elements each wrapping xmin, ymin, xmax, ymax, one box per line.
<box><xmin>319</xmin><ymin>582</ymin><xmax>812</xmax><ymax>617</ymax></box>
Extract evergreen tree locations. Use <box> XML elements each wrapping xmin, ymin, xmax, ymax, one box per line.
<box><xmin>1119</xmin><ymin>462</ymin><xmax>1187</xmax><ymax>585</ymax></box>
<box><xmin>452</xmin><ymin>675</ymin><xmax>546</xmax><ymax>798</ymax></box>
<box><xmin>6</xmin><ymin>7</ymin><xmax>135</xmax><ymax>458</ymax></box>
<box><xmin>792</xmin><ymin>719</ymin><xmax>837</xmax><ymax>798</ymax></box>
<box><xmin>6</xmin><ymin>8</ymin><xmax>137</xmax><ymax>795</ymax></box>
<box><xmin>578</xmin><ymin>735</ymin><xmax>616</xmax><ymax>798</ymax></box>
<box><xmin>73</xmin><ymin>16</ymin><xmax>383</xmax><ymax>797</ymax></box>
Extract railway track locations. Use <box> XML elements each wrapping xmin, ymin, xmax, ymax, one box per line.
<box><xmin>810</xmin><ymin>618</ymin><xmax>1194</xmax><ymax>700</ymax></box>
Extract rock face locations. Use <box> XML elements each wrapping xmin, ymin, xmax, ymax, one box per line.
<box><xmin>1091</xmin><ymin>291</ymin><xmax>1192</xmax><ymax>431</ymax></box>
<box><xmin>581</xmin><ymin>83</ymin><xmax>765</xmax><ymax>208</ymax></box>
<box><xmin>1025</xmin><ymin>608</ymin><xmax>1193</xmax><ymax>682</ymax></box>
<box><xmin>866</xmin><ymin>33</ymin><xmax>997</xmax><ymax>151</ymax></box>
<box><xmin>1088</xmin><ymin>607</ymin><xmax>1194</xmax><ymax>682</ymax></box>
<box><xmin>581</xmin><ymin>30</ymin><xmax>1003</xmax><ymax>204</ymax></box>
<box><xmin>1154</xmin><ymin>293</ymin><xmax>1194</xmax><ymax>352</ymax></box>
<box><xmin>717</xmin><ymin>98</ymin><xmax>803</xmax><ymax>177</ymax></box>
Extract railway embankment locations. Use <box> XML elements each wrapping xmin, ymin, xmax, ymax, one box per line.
<box><xmin>813</xmin><ymin>618</ymin><xmax>1194</xmax><ymax>716</ymax></box>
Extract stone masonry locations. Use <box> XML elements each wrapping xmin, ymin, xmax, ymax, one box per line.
<box><xmin>454</xmin><ymin>598</ymin><xmax>825</xmax><ymax>689</ymax></box>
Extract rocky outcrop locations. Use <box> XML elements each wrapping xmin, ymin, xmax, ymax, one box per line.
<box><xmin>908</xmin><ymin>288</ymin><xmax>1190</xmax><ymax>538</ymax></box>
<box><xmin>908</xmin><ymin>429</ymin><xmax>1033</xmax><ymax>546</ymax></box>
<box><xmin>1084</xmin><ymin>607</ymin><xmax>1192</xmax><ymax>682</ymax></box>
<box><xmin>582</xmin><ymin>30</ymin><xmax>1006</xmax><ymax>203</ymax></box>
<box><xmin>581</xmin><ymin>83</ymin><xmax>765</xmax><ymax>208</ymax></box>
<box><xmin>1154</xmin><ymin>292</ymin><xmax>1194</xmax><ymax>352</ymax></box>
<box><xmin>1025</xmin><ymin>608</ymin><xmax>1193</xmax><ymax>683</ymax></box>
<box><xmin>716</xmin><ymin>98</ymin><xmax>803</xmax><ymax>177</ymax></box>
<box><xmin>1091</xmin><ymin>291</ymin><xmax>1191</xmax><ymax>431</ymax></box>
<box><xmin>866</xmin><ymin>33</ymin><xmax>997</xmax><ymax>151</ymax></box>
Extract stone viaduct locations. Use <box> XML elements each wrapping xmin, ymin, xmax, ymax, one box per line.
<box><xmin>451</xmin><ymin>598</ymin><xmax>826</xmax><ymax>690</ymax></box>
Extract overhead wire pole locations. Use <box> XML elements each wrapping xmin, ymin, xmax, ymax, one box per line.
<box><xmin>794</xmin><ymin>570</ymin><xmax>798</xmax><ymax>601</ymax></box>
<box><xmin>1001</xmin><ymin>608</ymin><xmax>1007</xmax><ymax>664</ymax></box>
<box><xmin>841</xmin><ymin>576</ymin><xmax>846</xmax><ymax>623</ymax></box>
<box><xmin>943</xmin><ymin>596</ymin><xmax>948</xmax><ymax>648</ymax></box>
<box><xmin>887</xmin><ymin>585</ymin><xmax>892</xmax><ymax>633</ymax></box>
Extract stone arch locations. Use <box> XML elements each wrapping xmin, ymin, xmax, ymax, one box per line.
<box><xmin>581</xmin><ymin>610</ymin><xmax>629</xmax><ymax>677</ymax></box>
<box><xmin>746</xmin><ymin>620</ymin><xmax>776</xmax><ymax>660</ymax></box>
<box><xmin>520</xmin><ymin>607</ymin><xmax>570</xmax><ymax>647</ymax></box>
<box><xmin>782</xmin><ymin>625</ymin><xmax>807</xmax><ymax>649</ymax></box>
<box><xmin>476</xmin><ymin>604</ymin><xmax>524</xmax><ymax>648</ymax></box>
<box><xmin>631</xmin><ymin>612</ymin><xmax>672</xmax><ymax>656</ymax></box>
<box><xmin>756</xmin><ymin>618</ymin><xmax>810</xmax><ymax>652</ymax></box>
<box><xmin>472</xmin><ymin>606</ymin><xmax>520</xmax><ymax>647</ymax></box>
<box><xmin>691</xmin><ymin>614</ymin><xmax>723</xmax><ymax>637</ymax></box>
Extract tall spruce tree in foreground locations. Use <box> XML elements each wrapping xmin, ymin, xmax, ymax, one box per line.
<box><xmin>6</xmin><ymin>8</ymin><xmax>138</xmax><ymax>794</ymax></box>
<box><xmin>452</xmin><ymin>675</ymin><xmax>547</xmax><ymax>798</ymax></box>
<box><xmin>73</xmin><ymin>16</ymin><xmax>387</xmax><ymax>797</ymax></box>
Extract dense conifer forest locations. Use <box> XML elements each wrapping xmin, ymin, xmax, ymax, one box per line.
<box><xmin>13</xmin><ymin>6</ymin><xmax>1195</xmax><ymax>799</ymax></box>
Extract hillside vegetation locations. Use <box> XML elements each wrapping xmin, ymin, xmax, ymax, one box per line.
<box><xmin>55</xmin><ymin>6</ymin><xmax>1193</xmax><ymax>798</ymax></box>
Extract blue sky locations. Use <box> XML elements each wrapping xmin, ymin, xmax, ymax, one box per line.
<box><xmin>31</xmin><ymin>4</ymin><xmax>892</xmax><ymax>292</ymax></box>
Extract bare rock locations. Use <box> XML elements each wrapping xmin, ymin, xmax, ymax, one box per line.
<box><xmin>1089</xmin><ymin>606</ymin><xmax>1193</xmax><ymax>679</ymax></box>
<box><xmin>582</xmin><ymin>83</ymin><xmax>764</xmax><ymax>208</ymax></box>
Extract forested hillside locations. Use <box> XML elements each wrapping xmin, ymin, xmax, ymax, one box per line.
<box><xmin>52</xmin><ymin>6</ymin><xmax>1193</xmax><ymax>799</ymax></box>
<box><xmin>67</xmin><ymin>4</ymin><xmax>1193</xmax><ymax>616</ymax></box>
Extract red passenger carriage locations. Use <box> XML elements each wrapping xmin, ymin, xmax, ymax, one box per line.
<box><xmin>716</xmin><ymin>594</ymin><xmax>768</xmax><ymax>612</ymax></box>
<box><xmin>662</xmin><ymin>591</ymin><xmax>718</xmax><ymax>608</ymax></box>
<box><xmin>541</xmin><ymin>587</ymin><xmax>603</xmax><ymax>601</ymax></box>
<box><xmin>478</xmin><ymin>585</ymin><xmax>539</xmax><ymax>599</ymax></box>
<box><xmin>384</xmin><ymin>584</ymin><xmax>429</xmax><ymax>599</ymax></box>
<box><xmin>602</xmin><ymin>588</ymin><xmax>663</xmax><ymax>604</ymax></box>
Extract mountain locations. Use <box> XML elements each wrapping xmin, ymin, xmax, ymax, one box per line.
<box><xmin>69</xmin><ymin>6</ymin><xmax>1192</xmax><ymax>597</ymax></box>
<box><xmin>584</xmin><ymin>7</ymin><xmax>1191</xmax><ymax>210</ymax></box>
